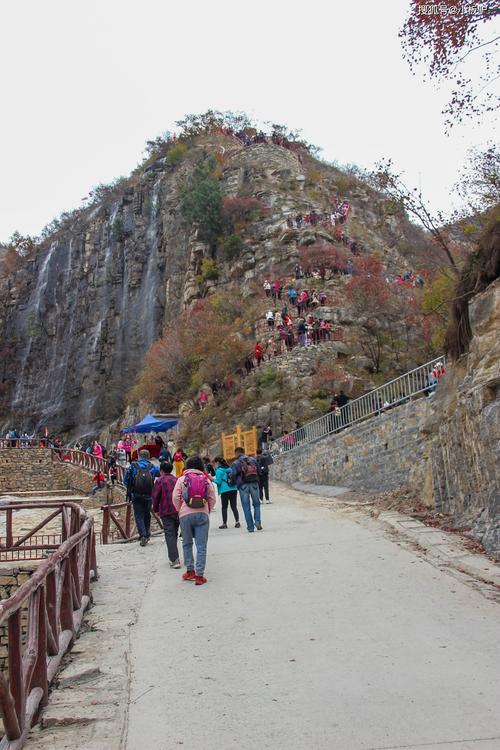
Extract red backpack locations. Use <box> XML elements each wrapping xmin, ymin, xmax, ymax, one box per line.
<box><xmin>182</xmin><ymin>472</ymin><xmax>210</xmax><ymax>509</ymax></box>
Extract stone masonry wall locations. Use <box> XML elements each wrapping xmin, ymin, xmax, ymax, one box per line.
<box><xmin>0</xmin><ymin>448</ymin><xmax>126</xmax><ymax>501</ymax></box>
<box><xmin>272</xmin><ymin>397</ymin><xmax>431</xmax><ymax>493</ymax></box>
<box><xmin>0</xmin><ymin>448</ymin><xmax>68</xmax><ymax>493</ymax></box>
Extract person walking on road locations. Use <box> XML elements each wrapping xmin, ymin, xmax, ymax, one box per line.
<box><xmin>124</xmin><ymin>449</ymin><xmax>160</xmax><ymax>547</ymax></box>
<box><xmin>231</xmin><ymin>447</ymin><xmax>262</xmax><ymax>532</ymax></box>
<box><xmin>152</xmin><ymin>461</ymin><xmax>180</xmax><ymax>568</ymax></box>
<box><xmin>256</xmin><ymin>448</ymin><xmax>273</xmax><ymax>504</ymax></box>
<box><xmin>213</xmin><ymin>456</ymin><xmax>240</xmax><ymax>529</ymax></box>
<box><xmin>172</xmin><ymin>455</ymin><xmax>216</xmax><ymax>586</ymax></box>
<box><xmin>173</xmin><ymin>448</ymin><xmax>187</xmax><ymax>477</ymax></box>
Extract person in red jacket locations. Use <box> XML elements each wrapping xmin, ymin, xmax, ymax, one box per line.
<box><xmin>255</xmin><ymin>342</ymin><xmax>264</xmax><ymax>366</ymax></box>
<box><xmin>91</xmin><ymin>471</ymin><xmax>105</xmax><ymax>495</ymax></box>
<box><xmin>152</xmin><ymin>461</ymin><xmax>180</xmax><ymax>568</ymax></box>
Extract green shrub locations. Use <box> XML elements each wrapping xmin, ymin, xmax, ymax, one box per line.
<box><xmin>167</xmin><ymin>143</ymin><xmax>187</xmax><ymax>165</ymax></box>
<box><xmin>222</xmin><ymin>233</ymin><xmax>243</xmax><ymax>260</ymax></box>
<box><xmin>312</xmin><ymin>397</ymin><xmax>330</xmax><ymax>412</ymax></box>
<box><xmin>255</xmin><ymin>368</ymin><xmax>285</xmax><ymax>389</ymax></box>
<box><xmin>200</xmin><ymin>258</ymin><xmax>219</xmax><ymax>281</ymax></box>
<box><xmin>181</xmin><ymin>156</ymin><xmax>223</xmax><ymax>245</ymax></box>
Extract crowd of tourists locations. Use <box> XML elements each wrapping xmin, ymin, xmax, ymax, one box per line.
<box><xmin>121</xmin><ymin>437</ymin><xmax>275</xmax><ymax>585</ymax></box>
<box><xmin>391</xmin><ymin>271</ymin><xmax>425</xmax><ymax>288</ymax></box>
<box><xmin>286</xmin><ymin>201</ymin><xmax>351</xmax><ymax>229</ymax></box>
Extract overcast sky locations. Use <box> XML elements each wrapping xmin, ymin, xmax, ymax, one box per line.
<box><xmin>0</xmin><ymin>0</ymin><xmax>497</xmax><ymax>241</ymax></box>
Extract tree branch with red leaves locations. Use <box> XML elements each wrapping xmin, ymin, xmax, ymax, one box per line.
<box><xmin>400</xmin><ymin>0</ymin><xmax>500</xmax><ymax>128</ymax></box>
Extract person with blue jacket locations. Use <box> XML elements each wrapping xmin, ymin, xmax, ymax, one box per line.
<box><xmin>213</xmin><ymin>457</ymin><xmax>240</xmax><ymax>529</ymax></box>
<box><xmin>124</xmin><ymin>449</ymin><xmax>160</xmax><ymax>546</ymax></box>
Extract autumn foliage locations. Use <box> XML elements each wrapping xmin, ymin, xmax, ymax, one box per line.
<box><xmin>221</xmin><ymin>197</ymin><xmax>269</xmax><ymax>232</ymax></box>
<box><xmin>128</xmin><ymin>297</ymin><xmax>254</xmax><ymax>409</ymax></box>
<box><xmin>299</xmin><ymin>243</ymin><xmax>349</xmax><ymax>272</ymax></box>
<box><xmin>400</xmin><ymin>1</ymin><xmax>499</xmax><ymax>126</ymax></box>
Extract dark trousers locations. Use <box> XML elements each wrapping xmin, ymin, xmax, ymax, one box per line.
<box><xmin>132</xmin><ymin>494</ymin><xmax>152</xmax><ymax>539</ymax></box>
<box><xmin>259</xmin><ymin>475</ymin><xmax>270</xmax><ymax>502</ymax></box>
<box><xmin>161</xmin><ymin>514</ymin><xmax>180</xmax><ymax>562</ymax></box>
<box><xmin>221</xmin><ymin>490</ymin><xmax>239</xmax><ymax>524</ymax></box>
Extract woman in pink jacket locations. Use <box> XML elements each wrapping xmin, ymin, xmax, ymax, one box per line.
<box><xmin>92</xmin><ymin>441</ymin><xmax>103</xmax><ymax>460</ymax></box>
<box><xmin>172</xmin><ymin>456</ymin><xmax>216</xmax><ymax>586</ymax></box>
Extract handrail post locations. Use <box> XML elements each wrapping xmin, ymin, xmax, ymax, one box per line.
<box><xmin>8</xmin><ymin>610</ymin><xmax>25</xmax><ymax>738</ymax></box>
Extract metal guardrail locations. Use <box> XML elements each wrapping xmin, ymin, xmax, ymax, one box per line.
<box><xmin>0</xmin><ymin>502</ymin><xmax>97</xmax><ymax>750</ymax></box>
<box><xmin>270</xmin><ymin>355</ymin><xmax>446</xmax><ymax>455</ymax></box>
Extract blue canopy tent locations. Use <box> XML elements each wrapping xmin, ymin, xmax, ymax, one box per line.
<box><xmin>121</xmin><ymin>414</ymin><xmax>178</xmax><ymax>434</ymax></box>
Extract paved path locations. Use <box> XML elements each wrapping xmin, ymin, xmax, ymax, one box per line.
<box><xmin>27</xmin><ymin>482</ymin><xmax>500</xmax><ymax>750</ymax></box>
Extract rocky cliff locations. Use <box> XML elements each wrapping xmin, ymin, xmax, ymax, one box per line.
<box><xmin>0</xmin><ymin>130</ymin><xmax>434</xmax><ymax>439</ymax></box>
<box><xmin>419</xmin><ymin>277</ymin><xmax>500</xmax><ymax>557</ymax></box>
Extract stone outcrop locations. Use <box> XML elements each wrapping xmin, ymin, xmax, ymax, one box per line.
<box><xmin>419</xmin><ymin>278</ymin><xmax>500</xmax><ymax>557</ymax></box>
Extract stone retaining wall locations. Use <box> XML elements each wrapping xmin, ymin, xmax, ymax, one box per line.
<box><xmin>272</xmin><ymin>398</ymin><xmax>431</xmax><ymax>493</ymax></box>
<box><xmin>0</xmin><ymin>448</ymin><xmax>125</xmax><ymax>501</ymax></box>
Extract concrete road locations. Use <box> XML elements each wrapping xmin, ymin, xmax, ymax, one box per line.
<box><xmin>124</xmin><ymin>483</ymin><xmax>500</xmax><ymax>750</ymax></box>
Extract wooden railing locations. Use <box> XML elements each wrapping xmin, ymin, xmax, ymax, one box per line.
<box><xmin>100</xmin><ymin>502</ymin><xmax>162</xmax><ymax>544</ymax></box>
<box><xmin>51</xmin><ymin>449</ymin><xmax>126</xmax><ymax>484</ymax></box>
<box><xmin>0</xmin><ymin>502</ymin><xmax>97</xmax><ymax>749</ymax></box>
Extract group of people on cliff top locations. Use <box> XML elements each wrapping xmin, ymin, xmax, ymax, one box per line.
<box><xmin>122</xmin><ymin>437</ymin><xmax>275</xmax><ymax>585</ymax></box>
<box><xmin>287</xmin><ymin>201</ymin><xmax>351</xmax><ymax>229</ymax></box>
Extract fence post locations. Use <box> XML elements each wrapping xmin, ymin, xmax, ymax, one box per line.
<box><xmin>101</xmin><ymin>507</ymin><xmax>110</xmax><ymax>545</ymax></box>
<box><xmin>6</xmin><ymin>508</ymin><xmax>13</xmax><ymax>548</ymax></box>
<box><xmin>8</xmin><ymin>610</ymin><xmax>25</xmax><ymax>737</ymax></box>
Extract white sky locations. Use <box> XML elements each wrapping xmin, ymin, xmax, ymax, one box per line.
<box><xmin>0</xmin><ymin>0</ymin><xmax>498</xmax><ymax>241</ymax></box>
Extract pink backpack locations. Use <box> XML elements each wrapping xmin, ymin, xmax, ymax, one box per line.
<box><xmin>182</xmin><ymin>472</ymin><xmax>209</xmax><ymax>509</ymax></box>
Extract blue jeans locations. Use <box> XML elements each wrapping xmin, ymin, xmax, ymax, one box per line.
<box><xmin>238</xmin><ymin>483</ymin><xmax>261</xmax><ymax>531</ymax></box>
<box><xmin>180</xmin><ymin>513</ymin><xmax>209</xmax><ymax>575</ymax></box>
<box><xmin>132</xmin><ymin>494</ymin><xmax>152</xmax><ymax>539</ymax></box>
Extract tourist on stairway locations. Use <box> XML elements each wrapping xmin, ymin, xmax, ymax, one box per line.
<box><xmin>260</xmin><ymin>424</ymin><xmax>273</xmax><ymax>451</ymax></box>
<box><xmin>173</xmin><ymin>455</ymin><xmax>216</xmax><ymax>585</ymax></box>
<box><xmin>213</xmin><ymin>456</ymin><xmax>240</xmax><ymax>529</ymax></box>
<box><xmin>124</xmin><ymin>449</ymin><xmax>160</xmax><ymax>546</ymax></box>
<box><xmin>152</xmin><ymin>461</ymin><xmax>180</xmax><ymax>568</ymax></box>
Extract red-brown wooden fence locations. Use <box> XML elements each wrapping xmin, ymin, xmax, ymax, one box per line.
<box><xmin>0</xmin><ymin>502</ymin><xmax>97</xmax><ymax>749</ymax></box>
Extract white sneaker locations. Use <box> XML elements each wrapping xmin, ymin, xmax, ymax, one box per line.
<box><xmin>170</xmin><ymin>559</ymin><xmax>181</xmax><ymax>569</ymax></box>
<box><xmin>265</xmin><ymin>500</ymin><xmax>272</xmax><ymax>504</ymax></box>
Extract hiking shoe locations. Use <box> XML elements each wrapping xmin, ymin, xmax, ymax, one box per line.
<box><xmin>139</xmin><ymin>536</ymin><xmax>147</xmax><ymax>547</ymax></box>
<box><xmin>219</xmin><ymin>524</ymin><xmax>227</xmax><ymax>529</ymax></box>
<box><xmin>182</xmin><ymin>570</ymin><xmax>196</xmax><ymax>581</ymax></box>
<box><xmin>255</xmin><ymin>523</ymin><xmax>263</xmax><ymax>530</ymax></box>
<box><xmin>195</xmin><ymin>575</ymin><xmax>207</xmax><ymax>586</ymax></box>
<box><xmin>170</xmin><ymin>559</ymin><xmax>181</xmax><ymax>569</ymax></box>
<box><xmin>235</xmin><ymin>522</ymin><xmax>241</xmax><ymax>528</ymax></box>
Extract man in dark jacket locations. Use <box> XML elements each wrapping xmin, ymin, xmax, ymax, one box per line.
<box><xmin>152</xmin><ymin>462</ymin><xmax>180</xmax><ymax>567</ymax></box>
<box><xmin>231</xmin><ymin>447</ymin><xmax>262</xmax><ymax>532</ymax></box>
<box><xmin>124</xmin><ymin>449</ymin><xmax>160</xmax><ymax>546</ymax></box>
<box><xmin>256</xmin><ymin>448</ymin><xmax>273</xmax><ymax>504</ymax></box>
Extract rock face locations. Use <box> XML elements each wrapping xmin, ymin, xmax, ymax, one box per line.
<box><xmin>421</xmin><ymin>278</ymin><xmax>500</xmax><ymax>558</ymax></box>
<box><xmin>0</xmin><ymin>135</ymin><xmax>430</xmax><ymax>438</ymax></box>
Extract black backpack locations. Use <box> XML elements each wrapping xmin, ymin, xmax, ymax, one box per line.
<box><xmin>132</xmin><ymin>462</ymin><xmax>154</xmax><ymax>496</ymax></box>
